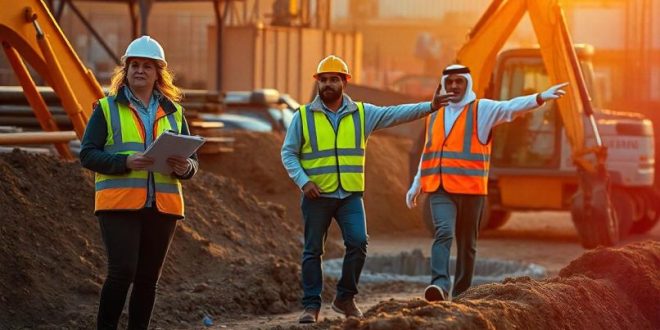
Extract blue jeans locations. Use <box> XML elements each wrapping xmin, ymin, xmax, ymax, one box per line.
<box><xmin>300</xmin><ymin>193</ymin><xmax>368</xmax><ymax>309</ymax></box>
<box><xmin>428</xmin><ymin>188</ymin><xmax>484</xmax><ymax>297</ymax></box>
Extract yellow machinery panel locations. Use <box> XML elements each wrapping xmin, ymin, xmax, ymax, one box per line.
<box><xmin>498</xmin><ymin>176</ymin><xmax>569</xmax><ymax>209</ymax></box>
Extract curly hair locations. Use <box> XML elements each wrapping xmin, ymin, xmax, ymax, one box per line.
<box><xmin>108</xmin><ymin>59</ymin><xmax>183</xmax><ymax>102</ymax></box>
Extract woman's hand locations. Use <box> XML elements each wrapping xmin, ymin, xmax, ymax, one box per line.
<box><xmin>126</xmin><ymin>153</ymin><xmax>154</xmax><ymax>170</ymax></box>
<box><xmin>167</xmin><ymin>156</ymin><xmax>191</xmax><ymax>176</ymax></box>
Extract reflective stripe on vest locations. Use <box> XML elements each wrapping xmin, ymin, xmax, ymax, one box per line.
<box><xmin>300</xmin><ymin>102</ymin><xmax>366</xmax><ymax>193</ymax></box>
<box><xmin>94</xmin><ymin>96</ymin><xmax>185</xmax><ymax>216</ymax></box>
<box><xmin>420</xmin><ymin>100</ymin><xmax>491</xmax><ymax>195</ymax></box>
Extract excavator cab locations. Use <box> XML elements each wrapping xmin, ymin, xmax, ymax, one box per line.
<box><xmin>490</xmin><ymin>46</ymin><xmax>598</xmax><ymax>172</ymax></box>
<box><xmin>484</xmin><ymin>44</ymin><xmax>656</xmax><ymax>247</ymax></box>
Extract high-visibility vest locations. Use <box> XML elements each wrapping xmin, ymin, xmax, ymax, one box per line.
<box><xmin>420</xmin><ymin>100</ymin><xmax>491</xmax><ymax>195</ymax></box>
<box><xmin>299</xmin><ymin>102</ymin><xmax>366</xmax><ymax>193</ymax></box>
<box><xmin>94</xmin><ymin>96</ymin><xmax>185</xmax><ymax>216</ymax></box>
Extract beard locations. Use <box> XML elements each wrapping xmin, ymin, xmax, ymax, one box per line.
<box><xmin>319</xmin><ymin>86</ymin><xmax>342</xmax><ymax>104</ymax></box>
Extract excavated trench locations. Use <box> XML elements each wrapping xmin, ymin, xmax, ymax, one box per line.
<box><xmin>323</xmin><ymin>249</ymin><xmax>546</xmax><ymax>285</ymax></box>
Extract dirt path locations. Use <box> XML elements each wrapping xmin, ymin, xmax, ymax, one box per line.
<box><xmin>211</xmin><ymin>211</ymin><xmax>659</xmax><ymax>329</ymax></box>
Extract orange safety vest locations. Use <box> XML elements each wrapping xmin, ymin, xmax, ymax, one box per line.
<box><xmin>420</xmin><ymin>100</ymin><xmax>491</xmax><ymax>195</ymax></box>
<box><xmin>94</xmin><ymin>95</ymin><xmax>185</xmax><ymax>217</ymax></box>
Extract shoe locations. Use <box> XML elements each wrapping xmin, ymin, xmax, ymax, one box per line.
<box><xmin>424</xmin><ymin>285</ymin><xmax>447</xmax><ymax>302</ymax></box>
<box><xmin>298</xmin><ymin>307</ymin><xmax>319</xmax><ymax>324</ymax></box>
<box><xmin>331</xmin><ymin>297</ymin><xmax>364</xmax><ymax>319</ymax></box>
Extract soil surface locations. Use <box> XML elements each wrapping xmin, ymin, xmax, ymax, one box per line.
<box><xmin>1</xmin><ymin>129</ymin><xmax>659</xmax><ymax>330</ymax></box>
<box><xmin>0</xmin><ymin>150</ymin><xmax>304</xmax><ymax>329</ymax></box>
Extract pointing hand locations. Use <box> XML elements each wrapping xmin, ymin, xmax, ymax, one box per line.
<box><xmin>540</xmin><ymin>82</ymin><xmax>569</xmax><ymax>101</ymax></box>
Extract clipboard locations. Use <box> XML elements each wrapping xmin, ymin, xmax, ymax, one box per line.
<box><xmin>143</xmin><ymin>130</ymin><xmax>205</xmax><ymax>174</ymax></box>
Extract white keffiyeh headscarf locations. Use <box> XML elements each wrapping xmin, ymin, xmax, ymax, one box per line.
<box><xmin>440</xmin><ymin>64</ymin><xmax>477</xmax><ymax>111</ymax></box>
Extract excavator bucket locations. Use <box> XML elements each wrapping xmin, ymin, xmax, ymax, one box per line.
<box><xmin>571</xmin><ymin>169</ymin><xmax>619</xmax><ymax>249</ymax></box>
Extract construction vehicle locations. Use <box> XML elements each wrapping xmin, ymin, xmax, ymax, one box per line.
<box><xmin>0</xmin><ymin>0</ymin><xmax>235</xmax><ymax>157</ymax></box>
<box><xmin>412</xmin><ymin>0</ymin><xmax>657</xmax><ymax>248</ymax></box>
<box><xmin>0</xmin><ymin>0</ymin><xmax>104</xmax><ymax>159</ymax></box>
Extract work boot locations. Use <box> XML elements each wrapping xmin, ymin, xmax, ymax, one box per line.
<box><xmin>298</xmin><ymin>307</ymin><xmax>319</xmax><ymax>324</ymax></box>
<box><xmin>424</xmin><ymin>284</ymin><xmax>447</xmax><ymax>302</ymax></box>
<box><xmin>331</xmin><ymin>297</ymin><xmax>364</xmax><ymax>319</ymax></box>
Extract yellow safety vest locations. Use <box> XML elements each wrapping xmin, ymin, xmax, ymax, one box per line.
<box><xmin>94</xmin><ymin>96</ymin><xmax>185</xmax><ymax>217</ymax></box>
<box><xmin>300</xmin><ymin>102</ymin><xmax>366</xmax><ymax>193</ymax></box>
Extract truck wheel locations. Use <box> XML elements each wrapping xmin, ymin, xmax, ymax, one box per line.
<box><xmin>610</xmin><ymin>188</ymin><xmax>635</xmax><ymax>237</ymax></box>
<box><xmin>630</xmin><ymin>214</ymin><xmax>660</xmax><ymax>234</ymax></box>
<box><xmin>630</xmin><ymin>189</ymin><xmax>660</xmax><ymax>234</ymax></box>
<box><xmin>480</xmin><ymin>202</ymin><xmax>511</xmax><ymax>231</ymax></box>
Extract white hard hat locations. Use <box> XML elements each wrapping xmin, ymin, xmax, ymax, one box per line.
<box><xmin>121</xmin><ymin>35</ymin><xmax>167</xmax><ymax>66</ymax></box>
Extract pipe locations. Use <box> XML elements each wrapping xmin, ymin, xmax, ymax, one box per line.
<box><xmin>0</xmin><ymin>131</ymin><xmax>77</xmax><ymax>145</ymax></box>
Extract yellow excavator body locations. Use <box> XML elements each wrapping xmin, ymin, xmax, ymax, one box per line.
<box><xmin>0</xmin><ymin>0</ymin><xmax>104</xmax><ymax>141</ymax></box>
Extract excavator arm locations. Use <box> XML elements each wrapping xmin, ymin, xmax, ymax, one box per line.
<box><xmin>455</xmin><ymin>0</ymin><xmax>617</xmax><ymax>247</ymax></box>
<box><xmin>457</xmin><ymin>0</ymin><xmax>602</xmax><ymax>173</ymax></box>
<box><xmin>0</xmin><ymin>0</ymin><xmax>104</xmax><ymax>140</ymax></box>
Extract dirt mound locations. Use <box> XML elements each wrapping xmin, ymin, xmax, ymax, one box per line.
<box><xmin>337</xmin><ymin>240</ymin><xmax>660</xmax><ymax>330</ymax></box>
<box><xmin>201</xmin><ymin>131</ymin><xmax>426</xmax><ymax>236</ymax></box>
<box><xmin>0</xmin><ymin>151</ymin><xmax>304</xmax><ymax>328</ymax></box>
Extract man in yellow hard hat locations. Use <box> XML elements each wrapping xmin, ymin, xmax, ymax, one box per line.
<box><xmin>281</xmin><ymin>55</ymin><xmax>453</xmax><ymax>323</ymax></box>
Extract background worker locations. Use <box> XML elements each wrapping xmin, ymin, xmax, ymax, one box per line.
<box><xmin>79</xmin><ymin>35</ymin><xmax>198</xmax><ymax>329</ymax></box>
<box><xmin>281</xmin><ymin>55</ymin><xmax>453</xmax><ymax>324</ymax></box>
<box><xmin>406</xmin><ymin>64</ymin><xmax>568</xmax><ymax>302</ymax></box>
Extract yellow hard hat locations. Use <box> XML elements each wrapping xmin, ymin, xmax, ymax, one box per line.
<box><xmin>314</xmin><ymin>55</ymin><xmax>351</xmax><ymax>80</ymax></box>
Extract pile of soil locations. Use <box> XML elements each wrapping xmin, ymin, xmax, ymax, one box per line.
<box><xmin>0</xmin><ymin>150</ymin><xmax>305</xmax><ymax>328</ymax></box>
<box><xmin>334</xmin><ymin>240</ymin><xmax>660</xmax><ymax>329</ymax></box>
<box><xmin>201</xmin><ymin>131</ymin><xmax>426</xmax><ymax>236</ymax></box>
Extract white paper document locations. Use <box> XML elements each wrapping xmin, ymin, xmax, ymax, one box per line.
<box><xmin>143</xmin><ymin>131</ymin><xmax>205</xmax><ymax>174</ymax></box>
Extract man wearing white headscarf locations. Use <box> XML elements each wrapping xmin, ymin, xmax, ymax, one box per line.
<box><xmin>406</xmin><ymin>64</ymin><xmax>567</xmax><ymax>301</ymax></box>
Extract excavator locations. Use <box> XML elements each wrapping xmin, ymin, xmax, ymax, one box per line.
<box><xmin>0</xmin><ymin>0</ymin><xmax>232</xmax><ymax>158</ymax></box>
<box><xmin>0</xmin><ymin>0</ymin><xmax>104</xmax><ymax>159</ymax></box>
<box><xmin>414</xmin><ymin>0</ymin><xmax>657</xmax><ymax>248</ymax></box>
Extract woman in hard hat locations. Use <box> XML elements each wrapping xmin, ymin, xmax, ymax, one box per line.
<box><xmin>79</xmin><ymin>35</ymin><xmax>199</xmax><ymax>329</ymax></box>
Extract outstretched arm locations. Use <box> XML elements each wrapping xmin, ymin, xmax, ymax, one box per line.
<box><xmin>365</xmin><ymin>81</ymin><xmax>453</xmax><ymax>135</ymax></box>
<box><xmin>478</xmin><ymin>82</ymin><xmax>569</xmax><ymax>135</ymax></box>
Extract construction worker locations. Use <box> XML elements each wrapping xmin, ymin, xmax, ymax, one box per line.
<box><xmin>281</xmin><ymin>55</ymin><xmax>454</xmax><ymax>324</ymax></box>
<box><xmin>79</xmin><ymin>36</ymin><xmax>198</xmax><ymax>329</ymax></box>
<box><xmin>406</xmin><ymin>64</ymin><xmax>568</xmax><ymax>301</ymax></box>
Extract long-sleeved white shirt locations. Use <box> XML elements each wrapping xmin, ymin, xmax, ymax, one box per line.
<box><xmin>414</xmin><ymin>94</ymin><xmax>541</xmax><ymax>179</ymax></box>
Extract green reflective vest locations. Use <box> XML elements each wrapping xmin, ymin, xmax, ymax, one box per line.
<box><xmin>94</xmin><ymin>96</ymin><xmax>185</xmax><ymax>216</ymax></box>
<box><xmin>300</xmin><ymin>102</ymin><xmax>366</xmax><ymax>193</ymax></box>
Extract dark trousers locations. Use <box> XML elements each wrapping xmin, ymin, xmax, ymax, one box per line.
<box><xmin>428</xmin><ymin>188</ymin><xmax>484</xmax><ymax>298</ymax></box>
<box><xmin>300</xmin><ymin>194</ymin><xmax>368</xmax><ymax>309</ymax></box>
<box><xmin>96</xmin><ymin>208</ymin><xmax>177</xmax><ymax>330</ymax></box>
